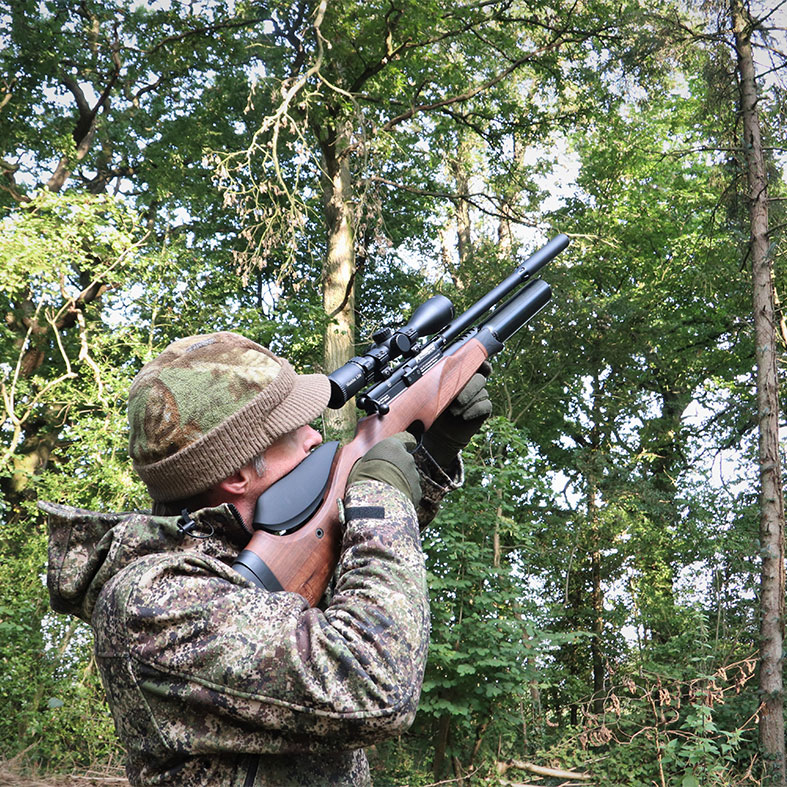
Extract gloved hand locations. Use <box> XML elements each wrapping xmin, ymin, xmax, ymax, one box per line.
<box><xmin>347</xmin><ymin>432</ymin><xmax>422</xmax><ymax>507</ymax></box>
<box><xmin>422</xmin><ymin>364</ymin><xmax>492</xmax><ymax>468</ymax></box>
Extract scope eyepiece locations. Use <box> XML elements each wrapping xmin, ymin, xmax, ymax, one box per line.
<box><xmin>328</xmin><ymin>358</ymin><xmax>369</xmax><ymax>409</ymax></box>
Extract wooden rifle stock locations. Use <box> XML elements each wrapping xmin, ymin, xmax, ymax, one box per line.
<box><xmin>240</xmin><ymin>337</ymin><xmax>490</xmax><ymax>606</ymax></box>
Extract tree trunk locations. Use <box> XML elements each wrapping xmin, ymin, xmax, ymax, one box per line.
<box><xmin>494</xmin><ymin>486</ymin><xmax>503</xmax><ymax>568</ymax></box>
<box><xmin>589</xmin><ymin>376</ymin><xmax>604</xmax><ymax>716</ymax></box>
<box><xmin>433</xmin><ymin>713</ymin><xmax>451</xmax><ymax>780</ymax></box>
<box><xmin>732</xmin><ymin>3</ymin><xmax>786</xmax><ymax>783</ymax></box>
<box><xmin>590</xmin><ymin>524</ymin><xmax>604</xmax><ymax>716</ymax></box>
<box><xmin>497</xmin><ymin>134</ymin><xmax>519</xmax><ymax>254</ymax></box>
<box><xmin>451</xmin><ymin>136</ymin><xmax>473</xmax><ymax>266</ymax></box>
<box><xmin>321</xmin><ymin>121</ymin><xmax>357</xmax><ymax>440</ymax></box>
<box><xmin>637</xmin><ymin>382</ymin><xmax>689</xmax><ymax>644</ymax></box>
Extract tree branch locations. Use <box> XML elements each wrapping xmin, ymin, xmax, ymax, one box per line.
<box><xmin>368</xmin><ymin>175</ymin><xmax>538</xmax><ymax>227</ymax></box>
<box><xmin>143</xmin><ymin>15</ymin><xmax>267</xmax><ymax>55</ymax></box>
<box><xmin>47</xmin><ymin>52</ymin><xmax>121</xmax><ymax>192</ymax></box>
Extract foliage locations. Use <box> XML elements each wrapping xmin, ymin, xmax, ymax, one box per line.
<box><xmin>417</xmin><ymin>420</ymin><xmax>559</xmax><ymax>764</ymax></box>
<box><xmin>0</xmin><ymin>500</ymin><xmax>121</xmax><ymax>768</ymax></box>
<box><xmin>0</xmin><ymin>0</ymin><xmax>785</xmax><ymax>782</ymax></box>
<box><xmin>538</xmin><ymin>654</ymin><xmax>760</xmax><ymax>786</ymax></box>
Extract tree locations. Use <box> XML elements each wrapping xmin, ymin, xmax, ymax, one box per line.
<box><xmin>0</xmin><ymin>1</ymin><xmax>302</xmax><ymax>765</ymax></box>
<box><xmin>218</xmin><ymin>0</ymin><xmax>649</xmax><ymax>436</ymax></box>
<box><xmin>731</xmin><ymin>0</ymin><xmax>786</xmax><ymax>781</ymax></box>
<box><xmin>487</xmin><ymin>34</ymin><xmax>770</xmax><ymax>778</ymax></box>
<box><xmin>2</xmin><ymin>0</ymin><xmax>785</xmax><ymax>781</ymax></box>
<box><xmin>0</xmin><ymin>0</ymin><xmax>278</xmax><ymax>515</ymax></box>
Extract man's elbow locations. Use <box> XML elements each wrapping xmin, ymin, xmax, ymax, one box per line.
<box><xmin>361</xmin><ymin>682</ymin><xmax>422</xmax><ymax>742</ymax></box>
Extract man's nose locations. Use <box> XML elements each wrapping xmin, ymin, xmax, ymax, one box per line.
<box><xmin>304</xmin><ymin>425</ymin><xmax>323</xmax><ymax>451</ymax></box>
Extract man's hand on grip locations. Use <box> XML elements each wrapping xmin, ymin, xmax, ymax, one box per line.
<box><xmin>422</xmin><ymin>363</ymin><xmax>492</xmax><ymax>468</ymax></box>
<box><xmin>347</xmin><ymin>432</ymin><xmax>422</xmax><ymax>507</ymax></box>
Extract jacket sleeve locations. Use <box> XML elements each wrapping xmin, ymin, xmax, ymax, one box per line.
<box><xmin>93</xmin><ymin>481</ymin><xmax>429</xmax><ymax>757</ymax></box>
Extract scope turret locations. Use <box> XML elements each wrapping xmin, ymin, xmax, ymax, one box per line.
<box><xmin>328</xmin><ymin>295</ymin><xmax>454</xmax><ymax>408</ymax></box>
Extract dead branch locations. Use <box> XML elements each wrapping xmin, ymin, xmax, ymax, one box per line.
<box><xmin>497</xmin><ymin>759</ymin><xmax>592</xmax><ymax>781</ymax></box>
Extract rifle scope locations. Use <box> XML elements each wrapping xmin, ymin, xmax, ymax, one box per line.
<box><xmin>328</xmin><ymin>295</ymin><xmax>454</xmax><ymax>408</ymax></box>
<box><xmin>355</xmin><ymin>278</ymin><xmax>553</xmax><ymax>417</ymax></box>
<box><xmin>327</xmin><ymin>234</ymin><xmax>568</xmax><ymax>410</ymax></box>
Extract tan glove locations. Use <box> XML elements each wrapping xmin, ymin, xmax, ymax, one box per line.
<box><xmin>347</xmin><ymin>432</ymin><xmax>422</xmax><ymax>506</ymax></box>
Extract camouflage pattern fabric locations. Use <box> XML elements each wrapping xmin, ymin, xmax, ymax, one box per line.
<box><xmin>44</xmin><ymin>471</ymin><xmax>455</xmax><ymax>787</ymax></box>
<box><xmin>127</xmin><ymin>334</ymin><xmax>283</xmax><ymax>467</ymax></box>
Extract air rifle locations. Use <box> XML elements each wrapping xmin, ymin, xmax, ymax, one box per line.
<box><xmin>233</xmin><ymin>233</ymin><xmax>570</xmax><ymax>605</ymax></box>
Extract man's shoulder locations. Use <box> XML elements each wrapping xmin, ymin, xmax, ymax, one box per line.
<box><xmin>99</xmin><ymin>539</ymin><xmax>241</xmax><ymax>603</ymax></box>
<box><xmin>82</xmin><ymin>506</ymin><xmax>253</xmax><ymax>626</ymax></box>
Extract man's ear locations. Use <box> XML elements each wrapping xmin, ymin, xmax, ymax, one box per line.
<box><xmin>216</xmin><ymin>464</ymin><xmax>256</xmax><ymax>497</ymax></box>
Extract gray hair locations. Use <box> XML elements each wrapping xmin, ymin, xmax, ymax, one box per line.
<box><xmin>151</xmin><ymin>451</ymin><xmax>267</xmax><ymax>517</ymax></box>
<box><xmin>251</xmin><ymin>452</ymin><xmax>266</xmax><ymax>477</ymax></box>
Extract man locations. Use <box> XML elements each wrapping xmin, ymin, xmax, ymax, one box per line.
<box><xmin>44</xmin><ymin>331</ymin><xmax>490</xmax><ymax>786</ymax></box>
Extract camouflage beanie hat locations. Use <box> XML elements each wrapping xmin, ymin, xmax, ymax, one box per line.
<box><xmin>127</xmin><ymin>332</ymin><xmax>331</xmax><ymax>502</ymax></box>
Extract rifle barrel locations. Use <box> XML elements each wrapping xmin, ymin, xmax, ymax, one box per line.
<box><xmin>441</xmin><ymin>234</ymin><xmax>568</xmax><ymax>344</ymax></box>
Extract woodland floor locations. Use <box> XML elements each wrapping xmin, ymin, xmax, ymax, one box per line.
<box><xmin>0</xmin><ymin>761</ymin><xmax>129</xmax><ymax>786</ymax></box>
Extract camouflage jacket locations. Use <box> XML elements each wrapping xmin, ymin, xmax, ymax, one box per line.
<box><xmin>44</xmin><ymin>451</ymin><xmax>459</xmax><ymax>787</ymax></box>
